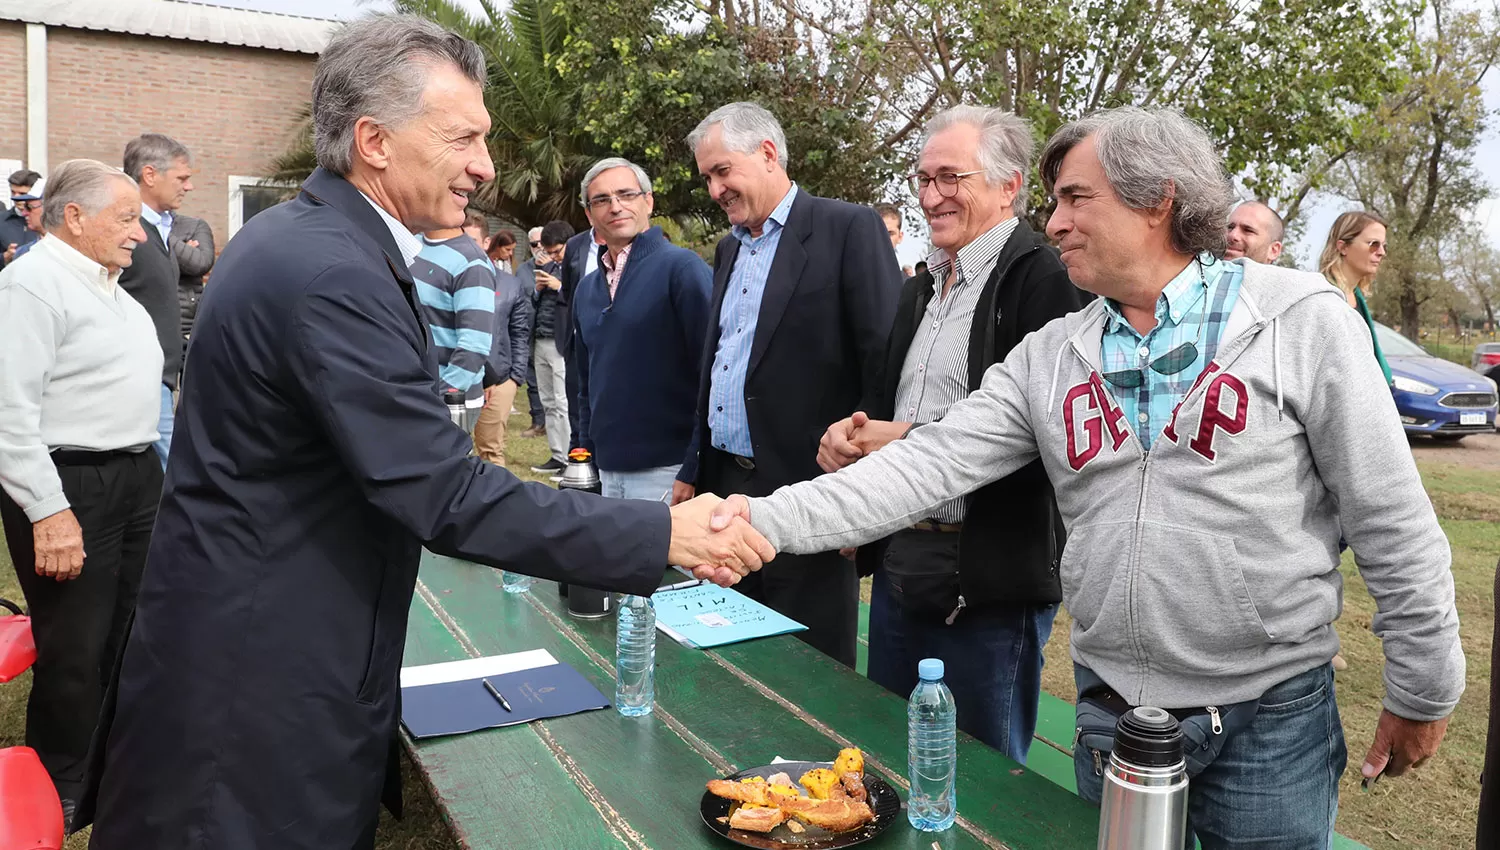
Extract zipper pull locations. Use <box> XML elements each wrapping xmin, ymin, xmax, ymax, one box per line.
<box><xmin>1092</xmin><ymin>748</ymin><xmax>1104</xmax><ymax>776</ymax></box>
<box><xmin>945</xmin><ymin>595</ymin><xmax>967</xmax><ymax>626</ymax></box>
<box><xmin>1207</xmin><ymin>705</ymin><xmax>1223</xmax><ymax>735</ymax></box>
<box><xmin>1074</xmin><ymin>725</ymin><xmax>1084</xmax><ymax>750</ymax></box>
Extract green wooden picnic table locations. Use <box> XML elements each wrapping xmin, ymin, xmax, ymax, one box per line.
<box><xmin>403</xmin><ymin>551</ymin><xmax>1102</xmax><ymax>849</ymax></box>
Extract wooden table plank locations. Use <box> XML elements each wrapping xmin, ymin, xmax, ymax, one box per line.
<box><xmin>417</xmin><ymin>554</ymin><xmax>1094</xmax><ymax>849</ymax></box>
<box><xmin>713</xmin><ymin>639</ymin><xmax>1100</xmax><ymax>849</ymax></box>
<box><xmin>403</xmin><ymin>597</ymin><xmax>628</xmax><ymax>850</ymax></box>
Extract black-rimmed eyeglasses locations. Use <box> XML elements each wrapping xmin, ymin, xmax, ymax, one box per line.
<box><xmin>907</xmin><ymin>170</ymin><xmax>985</xmax><ymax>197</ymax></box>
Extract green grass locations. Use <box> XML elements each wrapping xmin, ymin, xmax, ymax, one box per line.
<box><xmin>2</xmin><ymin>396</ymin><xmax>1494</xmax><ymax>849</ymax></box>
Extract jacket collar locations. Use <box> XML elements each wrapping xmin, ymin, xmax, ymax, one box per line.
<box><xmin>299</xmin><ymin>168</ymin><xmax>415</xmax><ymax>284</ymax></box>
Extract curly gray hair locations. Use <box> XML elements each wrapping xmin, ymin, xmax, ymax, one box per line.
<box><xmin>1039</xmin><ymin>107</ymin><xmax>1232</xmax><ymax>257</ymax></box>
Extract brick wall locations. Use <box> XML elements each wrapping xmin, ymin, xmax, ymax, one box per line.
<box><xmin>0</xmin><ymin>22</ymin><xmax>26</xmax><ymax>162</ymax></box>
<box><xmin>47</xmin><ymin>28</ymin><xmax>314</xmax><ymax>245</ymax></box>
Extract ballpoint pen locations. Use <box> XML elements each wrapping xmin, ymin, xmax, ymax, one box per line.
<box><xmin>481</xmin><ymin>677</ymin><xmax>513</xmax><ymax>712</ymax></box>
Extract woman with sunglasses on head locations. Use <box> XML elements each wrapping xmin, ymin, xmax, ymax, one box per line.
<box><xmin>1319</xmin><ymin>210</ymin><xmax>1392</xmax><ymax>385</ymax></box>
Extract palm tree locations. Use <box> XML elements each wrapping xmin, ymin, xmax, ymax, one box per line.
<box><xmin>267</xmin><ymin>0</ymin><xmax>600</xmax><ymax>230</ymax></box>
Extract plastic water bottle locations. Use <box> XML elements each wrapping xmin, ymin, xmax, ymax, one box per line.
<box><xmin>907</xmin><ymin>657</ymin><xmax>957</xmax><ymax>831</ymax></box>
<box><xmin>615</xmin><ymin>594</ymin><xmax>656</xmax><ymax>716</ymax></box>
<box><xmin>501</xmin><ymin>571</ymin><xmax>533</xmax><ymax>594</ymax></box>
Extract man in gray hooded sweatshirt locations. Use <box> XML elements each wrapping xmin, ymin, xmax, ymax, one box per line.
<box><xmin>711</xmin><ymin>107</ymin><xmax>1463</xmax><ymax>848</ymax></box>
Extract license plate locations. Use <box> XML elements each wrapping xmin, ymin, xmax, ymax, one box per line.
<box><xmin>1460</xmin><ymin>412</ymin><xmax>1487</xmax><ymax>426</ymax></box>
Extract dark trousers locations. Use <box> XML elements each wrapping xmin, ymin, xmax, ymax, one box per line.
<box><xmin>700</xmin><ymin>448</ymin><xmax>858</xmax><ymax>667</ymax></box>
<box><xmin>866</xmin><ymin>530</ymin><xmax>1055</xmax><ymax>763</ymax></box>
<box><xmin>0</xmin><ymin>450</ymin><xmax>161</xmax><ymax>802</ymax></box>
<box><xmin>1479</xmin><ymin>559</ymin><xmax>1500</xmax><ymax>847</ymax></box>
<box><xmin>526</xmin><ymin>354</ymin><xmax>543</xmax><ymax>425</ymax></box>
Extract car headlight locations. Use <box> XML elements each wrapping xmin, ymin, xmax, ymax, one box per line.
<box><xmin>1392</xmin><ymin>375</ymin><xmax>1440</xmax><ymax>395</ymax></box>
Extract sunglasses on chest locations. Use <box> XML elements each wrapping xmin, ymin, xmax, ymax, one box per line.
<box><xmin>1101</xmin><ymin>262</ymin><xmax>1211</xmax><ymax>390</ymax></box>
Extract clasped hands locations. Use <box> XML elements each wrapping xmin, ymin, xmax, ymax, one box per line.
<box><xmin>817</xmin><ymin>412</ymin><xmax>911</xmax><ymax>473</ymax></box>
<box><xmin>667</xmin><ymin>494</ymin><xmax>770</xmax><ymax>587</ymax></box>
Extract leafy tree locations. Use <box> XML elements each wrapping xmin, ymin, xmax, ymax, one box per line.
<box><xmin>1328</xmin><ymin>0</ymin><xmax>1499</xmax><ymax>335</ymax></box>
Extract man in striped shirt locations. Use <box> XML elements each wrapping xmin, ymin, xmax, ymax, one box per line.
<box><xmin>818</xmin><ymin>106</ymin><xmax>1085</xmax><ymax>762</ymax></box>
<box><xmin>412</xmin><ymin>227</ymin><xmax>497</xmax><ymax>424</ymax></box>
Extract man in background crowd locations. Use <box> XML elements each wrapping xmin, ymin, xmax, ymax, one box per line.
<box><xmin>0</xmin><ymin>168</ymin><xmax>42</xmax><ymax>267</ymax></box>
<box><xmin>572</xmin><ymin>157</ymin><xmax>712</xmax><ymax>500</ymax></box>
<box><xmin>529</xmin><ymin>220</ymin><xmax>575</xmax><ymax>475</ymax></box>
<box><xmin>876</xmin><ymin>202</ymin><xmax>915</xmax><ymax>277</ymax></box>
<box><xmin>1224</xmin><ymin>200</ymin><xmax>1284</xmax><ymax>265</ymax></box>
<box><xmin>170</xmin><ymin>213</ymin><xmax>215</xmax><ymax>349</ymax></box>
<box><xmin>462</xmin><ymin>210</ymin><xmax>488</xmax><ymax>251</ymax></box>
<box><xmin>413</xmin><ymin>220</ymin><xmax>498</xmax><ymax>426</ymax></box>
<box><xmin>120</xmin><ymin>133</ymin><xmax>195</xmax><ymax>469</ymax></box>
<box><xmin>5</xmin><ymin>189</ymin><xmax>45</xmax><ymax>262</ymax></box>
<box><xmin>520</xmin><ymin>225</ymin><xmax>547</xmax><ymax>437</ymax></box>
<box><xmin>0</xmin><ymin>159</ymin><xmax>161</xmax><ymax>827</ymax></box>
<box><xmin>686</xmin><ymin>102</ymin><xmax>902</xmax><ymax>666</ymax></box>
<box><xmin>475</xmin><ymin>255</ymin><xmax>532</xmax><ymax>467</ymax></box>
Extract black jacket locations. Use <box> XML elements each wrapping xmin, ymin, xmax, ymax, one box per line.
<box><xmin>691</xmin><ymin>190</ymin><xmax>901</xmax><ymax>491</ymax></box>
<box><xmin>118</xmin><ymin>219</ymin><xmax>183</xmax><ymax>388</ymax></box>
<box><xmin>170</xmin><ymin>214</ymin><xmax>216</xmax><ymax>340</ymax></box>
<box><xmin>856</xmin><ymin>218</ymin><xmax>1088</xmax><ymax>605</ymax></box>
<box><xmin>0</xmin><ymin>207</ymin><xmax>37</xmax><ymax>268</ymax></box>
<box><xmin>78</xmin><ymin>169</ymin><xmax>671</xmax><ymax>850</ymax></box>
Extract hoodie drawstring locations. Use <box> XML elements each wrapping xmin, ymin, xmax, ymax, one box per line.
<box><xmin>1273</xmin><ymin>316</ymin><xmax>1284</xmax><ymax>418</ymax></box>
<box><xmin>1046</xmin><ymin>341</ymin><xmax>1070</xmax><ymax>419</ymax></box>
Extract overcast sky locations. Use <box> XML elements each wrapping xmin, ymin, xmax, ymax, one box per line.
<box><xmin>212</xmin><ymin>0</ymin><xmax>1500</xmax><ymax>261</ymax></box>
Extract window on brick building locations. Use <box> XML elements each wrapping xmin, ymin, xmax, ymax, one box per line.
<box><xmin>229</xmin><ymin>176</ymin><xmax>294</xmax><ymax>238</ymax></box>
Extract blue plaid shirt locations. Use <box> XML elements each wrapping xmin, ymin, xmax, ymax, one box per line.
<box><xmin>707</xmin><ymin>184</ymin><xmax>799</xmax><ymax>457</ymax></box>
<box><xmin>1100</xmin><ymin>257</ymin><xmax>1243</xmax><ymax>452</ymax></box>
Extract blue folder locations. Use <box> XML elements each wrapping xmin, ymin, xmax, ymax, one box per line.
<box><xmin>400</xmin><ymin>662</ymin><xmax>609</xmax><ymax>739</ymax></box>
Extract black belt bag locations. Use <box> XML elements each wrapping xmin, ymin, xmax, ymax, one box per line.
<box><xmin>881</xmin><ymin>528</ymin><xmax>964</xmax><ymax>624</ymax></box>
<box><xmin>1073</xmin><ymin>667</ymin><xmax>1259</xmax><ymax>779</ymax></box>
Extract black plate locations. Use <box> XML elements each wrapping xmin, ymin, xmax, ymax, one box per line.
<box><xmin>700</xmin><ymin>761</ymin><xmax>901</xmax><ymax>848</ymax></box>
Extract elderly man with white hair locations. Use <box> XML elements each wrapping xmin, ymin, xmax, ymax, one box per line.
<box><xmin>712</xmin><ymin>106</ymin><xmax>1462</xmax><ymax>847</ymax></box>
<box><xmin>816</xmin><ymin>105</ymin><xmax>1086</xmax><ymax>763</ymax></box>
<box><xmin>78</xmin><ymin>16</ymin><xmax>772</xmax><ymax>849</ymax></box>
<box><xmin>571</xmin><ymin>157</ymin><xmax>713</xmax><ymax>501</ymax></box>
<box><xmin>0</xmin><ymin>158</ymin><xmax>157</xmax><ymax>823</ymax></box>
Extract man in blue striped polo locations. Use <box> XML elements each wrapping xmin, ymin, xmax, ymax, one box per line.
<box><xmin>412</xmin><ymin>226</ymin><xmax>497</xmax><ymax>430</ymax></box>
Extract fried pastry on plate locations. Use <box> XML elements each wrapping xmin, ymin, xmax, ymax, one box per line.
<box><xmin>728</xmin><ymin>805</ymin><xmax>786</xmax><ymax>832</ymax></box>
<box><xmin>776</xmin><ymin>796</ymin><xmax>876</xmax><ymax>832</ymax></box>
<box><xmin>706</xmin><ymin>778</ymin><xmax>772</xmax><ymax>807</ymax></box>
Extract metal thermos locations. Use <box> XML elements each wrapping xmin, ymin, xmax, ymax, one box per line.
<box><xmin>1097</xmin><ymin>707</ymin><xmax>1188</xmax><ymax>850</ymax></box>
<box><xmin>556</xmin><ymin>449</ymin><xmax>609</xmax><ymax>617</ymax></box>
<box><xmin>443</xmin><ymin>390</ymin><xmax>470</xmax><ymax>433</ymax></box>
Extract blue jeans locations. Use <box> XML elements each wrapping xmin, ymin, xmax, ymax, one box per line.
<box><xmin>152</xmin><ymin>384</ymin><xmax>174</xmax><ymax>471</ymax></box>
<box><xmin>599</xmin><ymin>465</ymin><xmax>681</xmax><ymax>502</ymax></box>
<box><xmin>1074</xmin><ymin>663</ymin><xmax>1346</xmax><ymax>849</ymax></box>
<box><xmin>867</xmin><ymin>537</ymin><xmax>1056</xmax><ymax>763</ymax></box>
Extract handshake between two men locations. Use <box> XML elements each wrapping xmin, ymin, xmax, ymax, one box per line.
<box><xmin>663</xmin><ymin>411</ymin><xmax>907</xmax><ymax>587</ymax></box>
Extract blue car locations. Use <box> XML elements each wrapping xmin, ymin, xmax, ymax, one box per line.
<box><xmin>1373</xmin><ymin>322</ymin><xmax>1498</xmax><ymax>440</ymax></box>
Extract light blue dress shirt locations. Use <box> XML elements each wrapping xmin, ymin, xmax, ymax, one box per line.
<box><xmin>140</xmin><ymin>203</ymin><xmax>173</xmax><ymax>247</ymax></box>
<box><xmin>706</xmin><ymin>184</ymin><xmax>800</xmax><ymax>457</ymax></box>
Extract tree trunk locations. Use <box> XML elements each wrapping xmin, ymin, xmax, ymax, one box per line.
<box><xmin>1399</xmin><ymin>271</ymin><xmax>1422</xmax><ymax>339</ymax></box>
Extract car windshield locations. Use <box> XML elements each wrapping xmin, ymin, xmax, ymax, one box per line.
<box><xmin>1372</xmin><ymin>322</ymin><xmax>1431</xmax><ymax>358</ymax></box>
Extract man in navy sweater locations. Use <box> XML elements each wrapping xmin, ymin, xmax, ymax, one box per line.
<box><xmin>572</xmin><ymin>158</ymin><xmax>713</xmax><ymax>502</ymax></box>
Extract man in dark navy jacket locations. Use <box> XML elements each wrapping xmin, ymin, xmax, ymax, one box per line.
<box><xmin>571</xmin><ymin>157</ymin><xmax>712</xmax><ymax>502</ymax></box>
<box><xmin>686</xmin><ymin>103</ymin><xmax>902</xmax><ymax>666</ymax></box>
<box><xmin>77</xmin><ymin>17</ymin><xmax>771</xmax><ymax>850</ymax></box>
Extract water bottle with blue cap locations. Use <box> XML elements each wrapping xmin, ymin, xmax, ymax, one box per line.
<box><xmin>907</xmin><ymin>657</ymin><xmax>956</xmax><ymax>831</ymax></box>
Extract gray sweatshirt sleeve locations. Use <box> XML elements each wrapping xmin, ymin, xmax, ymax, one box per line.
<box><xmin>1301</xmin><ymin>304</ymin><xmax>1464</xmax><ymax>721</ymax></box>
<box><xmin>749</xmin><ymin>338</ymin><xmax>1044</xmax><ymax>552</ymax></box>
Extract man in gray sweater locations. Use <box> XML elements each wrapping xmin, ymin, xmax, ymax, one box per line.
<box><xmin>712</xmin><ymin>108</ymin><xmax>1463</xmax><ymax>847</ymax></box>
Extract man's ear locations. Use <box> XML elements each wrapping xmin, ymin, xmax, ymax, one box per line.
<box><xmin>351</xmin><ymin>116</ymin><xmax>392</xmax><ymax>171</ymax></box>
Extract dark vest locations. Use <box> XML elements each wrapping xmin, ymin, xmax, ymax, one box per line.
<box><xmin>119</xmin><ymin>218</ymin><xmax>183</xmax><ymax>388</ymax></box>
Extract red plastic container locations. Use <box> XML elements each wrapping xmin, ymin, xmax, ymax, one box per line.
<box><xmin>0</xmin><ymin>615</ymin><xmax>35</xmax><ymax>683</ymax></box>
<box><xmin>0</xmin><ymin>746</ymin><xmax>64</xmax><ymax>849</ymax></box>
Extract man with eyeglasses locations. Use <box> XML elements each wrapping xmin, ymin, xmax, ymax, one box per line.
<box><xmin>685</xmin><ymin>102</ymin><xmax>902</xmax><ymax>666</ymax></box>
<box><xmin>0</xmin><ymin>168</ymin><xmax>43</xmax><ymax>268</ymax></box>
<box><xmin>570</xmin><ymin>158</ymin><xmax>712</xmax><ymax>501</ymax></box>
<box><xmin>816</xmin><ymin>106</ymin><xmax>1085</xmax><ymax>763</ymax></box>
<box><xmin>528</xmin><ymin>220</ymin><xmax>577</xmax><ymax>475</ymax></box>
<box><xmin>5</xmin><ymin>191</ymin><xmax>46</xmax><ymax>262</ymax></box>
<box><xmin>711</xmin><ymin>106</ymin><xmax>1461</xmax><ymax>846</ymax></box>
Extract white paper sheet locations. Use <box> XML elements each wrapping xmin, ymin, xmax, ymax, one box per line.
<box><xmin>399</xmin><ymin>648</ymin><xmax>558</xmax><ymax>688</ymax></box>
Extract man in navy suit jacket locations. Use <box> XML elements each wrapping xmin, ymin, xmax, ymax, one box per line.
<box><xmin>686</xmin><ymin>103</ymin><xmax>902</xmax><ymax>666</ymax></box>
<box><xmin>78</xmin><ymin>17</ymin><xmax>771</xmax><ymax>850</ymax></box>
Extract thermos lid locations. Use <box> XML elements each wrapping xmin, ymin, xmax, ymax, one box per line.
<box><xmin>917</xmin><ymin>658</ymin><xmax>944</xmax><ymax>681</ymax></box>
<box><xmin>1114</xmin><ymin>706</ymin><xmax>1184</xmax><ymax>768</ymax></box>
<box><xmin>442</xmin><ymin>390</ymin><xmax>464</xmax><ymax>405</ymax></box>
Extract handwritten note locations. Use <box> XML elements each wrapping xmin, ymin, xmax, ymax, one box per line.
<box><xmin>652</xmin><ymin>583</ymin><xmax>807</xmax><ymax>649</ymax></box>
